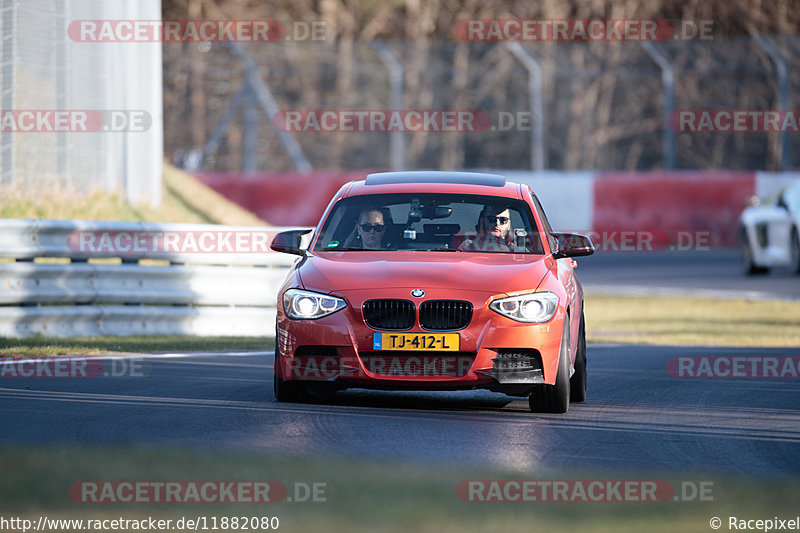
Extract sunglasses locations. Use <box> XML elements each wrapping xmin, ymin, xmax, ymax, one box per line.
<box><xmin>359</xmin><ymin>223</ymin><xmax>385</xmax><ymax>233</ymax></box>
<box><xmin>485</xmin><ymin>215</ymin><xmax>510</xmax><ymax>225</ymax></box>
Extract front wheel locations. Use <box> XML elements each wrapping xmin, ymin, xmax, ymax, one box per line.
<box><xmin>739</xmin><ymin>227</ymin><xmax>769</xmax><ymax>275</ymax></box>
<box><xmin>790</xmin><ymin>227</ymin><xmax>800</xmax><ymax>275</ymax></box>
<box><xmin>273</xmin><ymin>373</ymin><xmax>311</xmax><ymax>403</ymax></box>
<box><xmin>273</xmin><ymin>340</ymin><xmax>311</xmax><ymax>403</ymax></box>
<box><xmin>569</xmin><ymin>311</ymin><xmax>587</xmax><ymax>403</ymax></box>
<box><xmin>529</xmin><ymin>317</ymin><xmax>570</xmax><ymax>413</ymax></box>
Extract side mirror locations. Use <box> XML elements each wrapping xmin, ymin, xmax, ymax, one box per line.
<box><xmin>551</xmin><ymin>232</ymin><xmax>595</xmax><ymax>259</ymax></box>
<box><xmin>270</xmin><ymin>229</ymin><xmax>313</xmax><ymax>256</ymax></box>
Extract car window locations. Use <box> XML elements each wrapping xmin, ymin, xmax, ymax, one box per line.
<box><xmin>313</xmin><ymin>193</ymin><xmax>544</xmax><ymax>254</ymax></box>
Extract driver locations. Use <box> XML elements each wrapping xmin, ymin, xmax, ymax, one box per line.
<box><xmin>340</xmin><ymin>207</ymin><xmax>394</xmax><ymax>250</ymax></box>
<box><xmin>356</xmin><ymin>208</ymin><xmax>387</xmax><ymax>250</ymax></box>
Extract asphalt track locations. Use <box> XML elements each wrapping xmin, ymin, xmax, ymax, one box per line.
<box><xmin>1</xmin><ymin>344</ymin><xmax>799</xmax><ymax>477</ymax></box>
<box><xmin>1</xmin><ymin>250</ymin><xmax>798</xmax><ymax>479</ymax></box>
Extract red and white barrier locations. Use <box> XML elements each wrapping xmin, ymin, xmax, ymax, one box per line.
<box><xmin>195</xmin><ymin>170</ymin><xmax>798</xmax><ymax>247</ymax></box>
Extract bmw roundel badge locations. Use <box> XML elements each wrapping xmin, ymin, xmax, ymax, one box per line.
<box><xmin>411</xmin><ymin>289</ymin><xmax>425</xmax><ymax>298</ymax></box>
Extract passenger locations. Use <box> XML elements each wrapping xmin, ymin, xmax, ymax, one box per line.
<box><xmin>459</xmin><ymin>204</ymin><xmax>514</xmax><ymax>252</ymax></box>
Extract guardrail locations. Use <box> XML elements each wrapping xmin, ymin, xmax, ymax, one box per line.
<box><xmin>0</xmin><ymin>219</ymin><xmax>307</xmax><ymax>338</ymax></box>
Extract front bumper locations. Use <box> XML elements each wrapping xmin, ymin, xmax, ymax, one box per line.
<box><xmin>276</xmin><ymin>289</ymin><xmax>565</xmax><ymax>393</ymax></box>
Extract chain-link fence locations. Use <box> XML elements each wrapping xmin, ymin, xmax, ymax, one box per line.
<box><xmin>164</xmin><ymin>34</ymin><xmax>800</xmax><ymax>173</ymax></box>
<box><xmin>0</xmin><ymin>0</ymin><xmax>163</xmax><ymax>207</ymax></box>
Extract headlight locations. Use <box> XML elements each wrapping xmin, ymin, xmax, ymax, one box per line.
<box><xmin>489</xmin><ymin>292</ymin><xmax>559</xmax><ymax>323</ymax></box>
<box><xmin>283</xmin><ymin>289</ymin><xmax>346</xmax><ymax>319</ymax></box>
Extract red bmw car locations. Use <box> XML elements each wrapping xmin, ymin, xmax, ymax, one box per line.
<box><xmin>270</xmin><ymin>171</ymin><xmax>594</xmax><ymax>413</ymax></box>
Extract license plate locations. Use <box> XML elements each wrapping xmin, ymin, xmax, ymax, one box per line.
<box><xmin>373</xmin><ymin>332</ymin><xmax>460</xmax><ymax>351</ymax></box>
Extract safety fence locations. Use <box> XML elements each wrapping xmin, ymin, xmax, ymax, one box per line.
<box><xmin>0</xmin><ymin>0</ymin><xmax>163</xmax><ymax>207</ymax></box>
<box><xmin>166</xmin><ymin>35</ymin><xmax>800</xmax><ymax>174</ymax></box>
<box><xmin>0</xmin><ymin>219</ymin><xmax>306</xmax><ymax>338</ymax></box>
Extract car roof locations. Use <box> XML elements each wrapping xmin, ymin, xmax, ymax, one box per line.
<box><xmin>343</xmin><ymin>171</ymin><xmax>522</xmax><ymax>199</ymax></box>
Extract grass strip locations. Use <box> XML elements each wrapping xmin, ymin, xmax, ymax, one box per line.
<box><xmin>0</xmin><ymin>336</ymin><xmax>272</xmax><ymax>357</ymax></box>
<box><xmin>585</xmin><ymin>293</ymin><xmax>800</xmax><ymax>347</ymax></box>
<box><xmin>0</xmin><ymin>447</ymin><xmax>796</xmax><ymax>533</ymax></box>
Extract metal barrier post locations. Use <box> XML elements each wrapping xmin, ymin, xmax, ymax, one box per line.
<box><xmin>230</xmin><ymin>42</ymin><xmax>312</xmax><ymax>173</ymax></box>
<box><xmin>754</xmin><ymin>35</ymin><xmax>791</xmax><ymax>171</ymax></box>
<box><xmin>505</xmin><ymin>42</ymin><xmax>546</xmax><ymax>171</ymax></box>
<box><xmin>373</xmin><ymin>41</ymin><xmax>406</xmax><ymax>170</ymax></box>
<box><xmin>641</xmin><ymin>42</ymin><xmax>676</xmax><ymax>170</ymax></box>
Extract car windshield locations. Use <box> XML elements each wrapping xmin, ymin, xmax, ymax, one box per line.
<box><xmin>313</xmin><ymin>193</ymin><xmax>544</xmax><ymax>254</ymax></box>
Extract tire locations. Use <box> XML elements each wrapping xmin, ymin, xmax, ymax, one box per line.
<box><xmin>790</xmin><ymin>227</ymin><xmax>800</xmax><ymax>275</ymax></box>
<box><xmin>739</xmin><ymin>227</ymin><xmax>769</xmax><ymax>275</ymax></box>
<box><xmin>529</xmin><ymin>316</ymin><xmax>570</xmax><ymax>414</ymax></box>
<box><xmin>273</xmin><ymin>373</ymin><xmax>311</xmax><ymax>403</ymax></box>
<box><xmin>569</xmin><ymin>310</ymin><xmax>587</xmax><ymax>403</ymax></box>
<box><xmin>273</xmin><ymin>333</ymin><xmax>311</xmax><ymax>403</ymax></box>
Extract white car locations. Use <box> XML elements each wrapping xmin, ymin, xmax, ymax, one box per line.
<box><xmin>738</xmin><ymin>180</ymin><xmax>800</xmax><ymax>275</ymax></box>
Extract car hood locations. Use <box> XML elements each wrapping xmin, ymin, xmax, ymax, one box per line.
<box><xmin>297</xmin><ymin>251</ymin><xmax>553</xmax><ymax>294</ymax></box>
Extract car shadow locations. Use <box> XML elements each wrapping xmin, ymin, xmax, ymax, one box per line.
<box><xmin>305</xmin><ymin>387</ymin><xmax>519</xmax><ymax>412</ymax></box>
